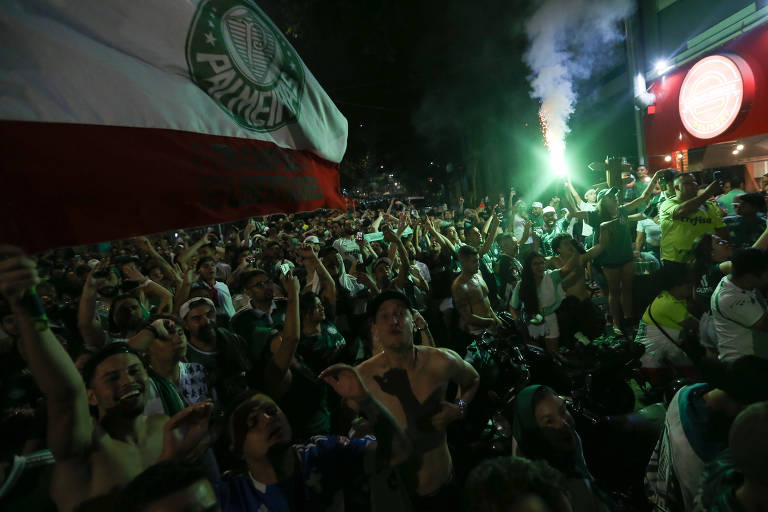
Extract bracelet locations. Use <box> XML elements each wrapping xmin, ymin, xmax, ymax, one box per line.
<box><xmin>455</xmin><ymin>399</ymin><xmax>466</xmax><ymax>419</ymax></box>
<box><xmin>138</xmin><ymin>279</ymin><xmax>152</xmax><ymax>288</ymax></box>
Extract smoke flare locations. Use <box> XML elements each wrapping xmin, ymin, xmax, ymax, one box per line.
<box><xmin>524</xmin><ymin>0</ymin><xmax>634</xmax><ymax>174</ymax></box>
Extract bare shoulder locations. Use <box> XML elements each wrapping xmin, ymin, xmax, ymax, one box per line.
<box><xmin>356</xmin><ymin>353</ymin><xmax>386</xmax><ymax>379</ymax></box>
<box><xmin>419</xmin><ymin>346</ymin><xmax>463</xmax><ymax>368</ymax></box>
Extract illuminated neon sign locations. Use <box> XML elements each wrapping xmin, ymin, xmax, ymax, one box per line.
<box><xmin>679</xmin><ymin>55</ymin><xmax>753</xmax><ymax>139</ymax></box>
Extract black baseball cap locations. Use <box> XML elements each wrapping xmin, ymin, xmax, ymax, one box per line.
<box><xmin>369</xmin><ymin>290</ymin><xmax>412</xmax><ymax>320</ymax></box>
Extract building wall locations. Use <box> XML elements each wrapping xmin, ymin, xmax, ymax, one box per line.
<box><xmin>638</xmin><ymin>0</ymin><xmax>758</xmax><ymax>73</ymax></box>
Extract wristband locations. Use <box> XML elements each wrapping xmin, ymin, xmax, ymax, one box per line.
<box><xmin>138</xmin><ymin>279</ymin><xmax>152</xmax><ymax>288</ymax></box>
<box><xmin>455</xmin><ymin>399</ymin><xmax>466</xmax><ymax>419</ymax></box>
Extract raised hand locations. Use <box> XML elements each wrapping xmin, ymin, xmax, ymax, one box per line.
<box><xmin>319</xmin><ymin>364</ymin><xmax>369</xmax><ymax>402</ymax></box>
<box><xmin>134</xmin><ymin>236</ymin><xmax>152</xmax><ymax>252</ymax></box>
<box><xmin>297</xmin><ymin>244</ymin><xmax>316</xmax><ymax>259</ymax></box>
<box><xmin>85</xmin><ymin>263</ymin><xmax>117</xmax><ymax>292</ymax></box>
<box><xmin>121</xmin><ymin>263</ymin><xmax>146</xmax><ymax>283</ymax></box>
<box><xmin>279</xmin><ymin>271</ymin><xmax>300</xmax><ymax>297</ymax></box>
<box><xmin>383</xmin><ymin>229</ymin><xmax>399</xmax><ymax>244</ymax></box>
<box><xmin>0</xmin><ymin>245</ymin><xmax>40</xmax><ymax>305</ymax></box>
<box><xmin>159</xmin><ymin>401</ymin><xmax>213</xmax><ymax>463</ymax></box>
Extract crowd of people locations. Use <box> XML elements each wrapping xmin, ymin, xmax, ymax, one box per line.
<box><xmin>1</xmin><ymin>166</ymin><xmax>768</xmax><ymax>512</ymax></box>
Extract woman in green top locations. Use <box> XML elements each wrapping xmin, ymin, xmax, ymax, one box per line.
<box><xmin>568</xmin><ymin>175</ymin><xmax>660</xmax><ymax>334</ymax></box>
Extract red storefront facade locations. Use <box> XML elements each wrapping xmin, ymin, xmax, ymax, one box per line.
<box><xmin>642</xmin><ymin>23</ymin><xmax>768</xmax><ymax>187</ymax></box>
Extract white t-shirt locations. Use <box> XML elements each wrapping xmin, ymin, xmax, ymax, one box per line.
<box><xmin>513</xmin><ymin>214</ymin><xmax>533</xmax><ymax>245</ymax></box>
<box><xmin>578</xmin><ymin>201</ymin><xmax>596</xmax><ymax>237</ymax></box>
<box><xmin>637</xmin><ymin>218</ymin><xmax>661</xmax><ymax>246</ymax></box>
<box><xmin>711</xmin><ymin>276</ymin><xmax>768</xmax><ymax>362</ymax></box>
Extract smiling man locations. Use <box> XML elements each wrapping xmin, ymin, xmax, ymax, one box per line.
<box><xmin>0</xmin><ymin>246</ymin><xmax>213</xmax><ymax>512</ymax></box>
<box><xmin>355</xmin><ymin>290</ymin><xmax>480</xmax><ymax>508</ymax></box>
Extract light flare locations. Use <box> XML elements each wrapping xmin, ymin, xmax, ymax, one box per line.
<box><xmin>539</xmin><ymin>104</ymin><xmax>568</xmax><ymax>177</ymax></box>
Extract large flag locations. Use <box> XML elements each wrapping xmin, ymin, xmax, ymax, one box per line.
<box><xmin>0</xmin><ymin>0</ymin><xmax>347</xmax><ymax>252</ymax></box>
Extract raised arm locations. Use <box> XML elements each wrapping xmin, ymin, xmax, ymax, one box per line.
<box><xmin>173</xmin><ymin>267</ymin><xmax>197</xmax><ymax>317</ymax></box>
<box><xmin>299</xmin><ymin>245</ymin><xmax>337</xmax><ymax>316</ymax></box>
<box><xmin>1</xmin><ymin>246</ymin><xmax>93</xmax><ymax>461</ymax></box>
<box><xmin>479</xmin><ymin>212</ymin><xmax>501</xmax><ymax>256</ymax></box>
<box><xmin>77</xmin><ymin>265</ymin><xmax>111</xmax><ymax>349</ymax></box>
<box><xmin>122</xmin><ymin>263</ymin><xmax>173</xmax><ymax>314</ymax></box>
<box><xmin>384</xmin><ymin>230</ymin><xmax>411</xmax><ymax>289</ymax></box>
<box><xmin>624</xmin><ymin>172</ymin><xmax>661</xmax><ymax>212</ymax></box>
<box><xmin>670</xmin><ymin>180</ymin><xmax>721</xmax><ymax>219</ymax></box>
<box><xmin>176</xmin><ymin>232</ymin><xmax>216</xmax><ymax>267</ymax></box>
<box><xmin>718</xmin><ymin>223</ymin><xmax>768</xmax><ymax>275</ymax></box>
<box><xmin>320</xmin><ymin>364</ymin><xmax>412</xmax><ymax>469</ymax></box>
<box><xmin>135</xmin><ymin>237</ymin><xmax>181</xmax><ymax>287</ymax></box>
<box><xmin>266</xmin><ymin>273</ymin><xmax>300</xmax><ymax>397</ymax></box>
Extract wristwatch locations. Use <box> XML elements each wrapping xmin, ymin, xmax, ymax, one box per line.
<box><xmin>455</xmin><ymin>399</ymin><xmax>466</xmax><ymax>419</ymax></box>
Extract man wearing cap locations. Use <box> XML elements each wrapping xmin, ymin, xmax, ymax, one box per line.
<box><xmin>0</xmin><ymin>245</ymin><xmax>212</xmax><ymax>512</ymax></box>
<box><xmin>529</xmin><ymin>202</ymin><xmax>544</xmax><ymax>229</ymax></box>
<box><xmin>181</xmin><ymin>296</ymin><xmax>269</xmax><ymax>406</ymax></box>
<box><xmin>355</xmin><ymin>290</ymin><xmax>480</xmax><ymax>507</ymax></box>
<box><xmin>646</xmin><ymin>355</ymin><xmax>768</xmax><ymax>511</ymax></box>
<box><xmin>539</xmin><ymin>205</ymin><xmax>560</xmax><ymax>257</ymax></box>
<box><xmin>659</xmin><ymin>173</ymin><xmax>728</xmax><ymax>269</ymax></box>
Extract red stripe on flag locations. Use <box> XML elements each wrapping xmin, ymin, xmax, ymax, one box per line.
<box><xmin>0</xmin><ymin>121</ymin><xmax>345</xmax><ymax>252</ymax></box>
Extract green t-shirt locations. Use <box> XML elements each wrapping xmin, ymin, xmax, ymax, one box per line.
<box><xmin>659</xmin><ymin>197</ymin><xmax>725</xmax><ymax>263</ymax></box>
<box><xmin>587</xmin><ymin>206</ymin><xmax>634</xmax><ymax>265</ymax></box>
<box><xmin>299</xmin><ymin>321</ymin><xmax>347</xmax><ymax>374</ymax></box>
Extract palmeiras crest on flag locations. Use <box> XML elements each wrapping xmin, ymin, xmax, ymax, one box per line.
<box><xmin>186</xmin><ymin>0</ymin><xmax>305</xmax><ymax>132</ymax></box>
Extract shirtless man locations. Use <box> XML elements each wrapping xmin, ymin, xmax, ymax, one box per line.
<box><xmin>452</xmin><ymin>244</ymin><xmax>503</xmax><ymax>334</ymax></box>
<box><xmin>355</xmin><ymin>290</ymin><xmax>480</xmax><ymax>507</ymax></box>
<box><xmin>0</xmin><ymin>246</ymin><xmax>211</xmax><ymax>512</ymax></box>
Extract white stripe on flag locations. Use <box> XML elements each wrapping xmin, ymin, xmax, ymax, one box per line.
<box><xmin>0</xmin><ymin>0</ymin><xmax>347</xmax><ymax>163</ymax></box>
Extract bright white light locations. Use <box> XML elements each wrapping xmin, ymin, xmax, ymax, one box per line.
<box><xmin>664</xmin><ymin>155</ymin><xmax>672</xmax><ymax>162</ymax></box>
<box><xmin>732</xmin><ymin>150</ymin><xmax>739</xmax><ymax>155</ymax></box>
<box><xmin>736</xmin><ymin>144</ymin><xmax>744</xmax><ymax>151</ymax></box>
<box><xmin>549</xmin><ymin>150</ymin><xmax>568</xmax><ymax>177</ymax></box>
<box><xmin>655</xmin><ymin>59</ymin><xmax>669</xmax><ymax>73</ymax></box>
<box><xmin>677</xmin><ymin>153</ymin><xmax>683</xmax><ymax>159</ymax></box>
<box><xmin>380</xmin><ymin>165</ymin><xmax>384</xmax><ymax>169</ymax></box>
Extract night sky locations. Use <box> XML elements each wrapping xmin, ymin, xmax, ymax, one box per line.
<box><xmin>261</xmin><ymin>0</ymin><xmax>637</xmax><ymax>203</ymax></box>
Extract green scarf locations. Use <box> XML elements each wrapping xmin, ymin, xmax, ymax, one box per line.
<box><xmin>149</xmin><ymin>369</ymin><xmax>185</xmax><ymax>416</ymax></box>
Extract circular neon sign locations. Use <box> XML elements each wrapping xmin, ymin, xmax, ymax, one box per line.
<box><xmin>679</xmin><ymin>55</ymin><xmax>752</xmax><ymax>139</ymax></box>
